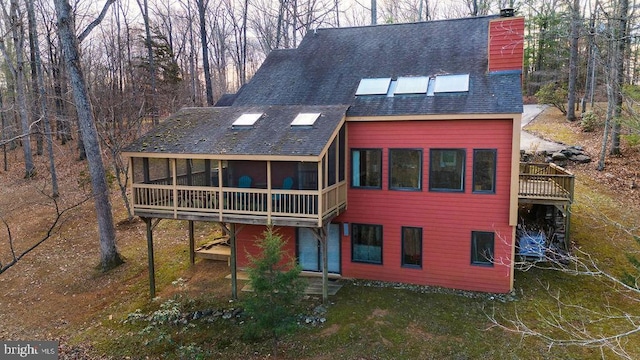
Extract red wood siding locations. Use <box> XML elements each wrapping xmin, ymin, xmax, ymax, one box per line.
<box><xmin>336</xmin><ymin>119</ymin><xmax>515</xmax><ymax>293</ymax></box>
<box><xmin>236</xmin><ymin>225</ymin><xmax>297</xmax><ymax>268</ymax></box>
<box><xmin>488</xmin><ymin>17</ymin><xmax>525</xmax><ymax>73</ymax></box>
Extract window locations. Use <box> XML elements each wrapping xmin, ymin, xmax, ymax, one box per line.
<box><xmin>402</xmin><ymin>227</ymin><xmax>422</xmax><ymax>268</ymax></box>
<box><xmin>429</xmin><ymin>149</ymin><xmax>465</xmax><ymax>191</ymax></box>
<box><xmin>471</xmin><ymin>231</ymin><xmax>495</xmax><ymax>266</ymax></box>
<box><xmin>351</xmin><ymin>149</ymin><xmax>382</xmax><ymax>188</ymax></box>
<box><xmin>473</xmin><ymin>149</ymin><xmax>497</xmax><ymax>193</ymax></box>
<box><xmin>352</xmin><ymin>224</ymin><xmax>383</xmax><ymax>264</ymax></box>
<box><xmin>390</xmin><ymin>149</ymin><xmax>422</xmax><ymax>190</ymax></box>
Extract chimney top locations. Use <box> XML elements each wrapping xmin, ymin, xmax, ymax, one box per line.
<box><xmin>500</xmin><ymin>8</ymin><xmax>515</xmax><ymax>17</ymax></box>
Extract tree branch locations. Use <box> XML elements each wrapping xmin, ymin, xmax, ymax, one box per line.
<box><xmin>77</xmin><ymin>0</ymin><xmax>116</xmax><ymax>43</ymax></box>
<box><xmin>0</xmin><ymin>193</ymin><xmax>91</xmax><ymax>275</ymax></box>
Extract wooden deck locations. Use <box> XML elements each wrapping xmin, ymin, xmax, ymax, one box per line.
<box><xmin>518</xmin><ymin>163</ymin><xmax>574</xmax><ymax>204</ymax></box>
<box><xmin>195</xmin><ymin>238</ymin><xmax>230</xmax><ymax>262</ymax></box>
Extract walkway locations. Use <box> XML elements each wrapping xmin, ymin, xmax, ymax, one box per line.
<box><xmin>520</xmin><ymin>104</ymin><xmax>565</xmax><ymax>153</ymax></box>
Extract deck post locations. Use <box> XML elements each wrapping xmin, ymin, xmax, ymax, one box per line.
<box><xmin>321</xmin><ymin>227</ymin><xmax>328</xmax><ymax>304</ymax></box>
<box><xmin>230</xmin><ymin>223</ymin><xmax>238</xmax><ymax>300</ymax></box>
<box><xmin>189</xmin><ymin>220</ymin><xmax>195</xmax><ymax>265</ymax></box>
<box><xmin>564</xmin><ymin>204</ymin><xmax>571</xmax><ymax>250</ymax></box>
<box><xmin>312</xmin><ymin>226</ymin><xmax>329</xmax><ymax>304</ymax></box>
<box><xmin>144</xmin><ymin>217</ymin><xmax>156</xmax><ymax>298</ymax></box>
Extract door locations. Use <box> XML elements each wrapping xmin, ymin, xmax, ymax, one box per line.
<box><xmin>298</xmin><ymin>224</ymin><xmax>340</xmax><ymax>274</ymax></box>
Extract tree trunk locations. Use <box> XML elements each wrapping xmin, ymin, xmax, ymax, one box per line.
<box><xmin>610</xmin><ymin>0</ymin><xmax>628</xmax><ymax>155</ymax></box>
<box><xmin>371</xmin><ymin>0</ymin><xmax>376</xmax><ymax>25</ymax></box>
<box><xmin>137</xmin><ymin>0</ymin><xmax>158</xmax><ymax>124</ymax></box>
<box><xmin>1</xmin><ymin>92</ymin><xmax>7</xmax><ymax>171</ymax></box>
<box><xmin>27</xmin><ymin>0</ymin><xmax>58</xmax><ymax>197</ymax></box>
<box><xmin>566</xmin><ymin>0</ymin><xmax>580</xmax><ymax>121</ymax></box>
<box><xmin>197</xmin><ymin>0</ymin><xmax>214</xmax><ymax>106</ymax></box>
<box><xmin>241</xmin><ymin>0</ymin><xmax>248</xmax><ymax>85</ymax></box>
<box><xmin>54</xmin><ymin>0</ymin><xmax>123</xmax><ymax>270</ymax></box>
<box><xmin>27</xmin><ymin>3</ymin><xmax>43</xmax><ymax>156</ymax></box>
<box><xmin>2</xmin><ymin>0</ymin><xmax>35</xmax><ymax>178</ymax></box>
<box><xmin>48</xmin><ymin>31</ymin><xmax>71</xmax><ymax>144</ymax></box>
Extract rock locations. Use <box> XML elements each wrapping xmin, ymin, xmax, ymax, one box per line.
<box><xmin>570</xmin><ymin>154</ymin><xmax>591</xmax><ymax>163</ymax></box>
<box><xmin>551</xmin><ymin>152</ymin><xmax>567</xmax><ymax>161</ymax></box>
<box><xmin>313</xmin><ymin>305</ymin><xmax>327</xmax><ymax>315</ymax></box>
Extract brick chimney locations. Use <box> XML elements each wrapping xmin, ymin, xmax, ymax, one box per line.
<box><xmin>488</xmin><ymin>15</ymin><xmax>525</xmax><ymax>73</ymax></box>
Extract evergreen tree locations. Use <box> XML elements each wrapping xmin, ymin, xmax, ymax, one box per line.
<box><xmin>243</xmin><ymin>227</ymin><xmax>306</xmax><ymax>352</ymax></box>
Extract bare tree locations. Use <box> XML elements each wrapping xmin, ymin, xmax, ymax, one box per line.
<box><xmin>609</xmin><ymin>0</ymin><xmax>628</xmax><ymax>156</ymax></box>
<box><xmin>26</xmin><ymin>0</ymin><xmax>59</xmax><ymax>197</ymax></box>
<box><xmin>54</xmin><ymin>0</ymin><xmax>123</xmax><ymax>271</ymax></box>
<box><xmin>196</xmin><ymin>0</ymin><xmax>214</xmax><ymax>105</ymax></box>
<box><xmin>0</xmin><ymin>0</ymin><xmax>36</xmax><ymax>178</ymax></box>
<box><xmin>566</xmin><ymin>0</ymin><xmax>580</xmax><ymax>121</ymax></box>
<box><xmin>137</xmin><ymin>0</ymin><xmax>159</xmax><ymax>123</ymax></box>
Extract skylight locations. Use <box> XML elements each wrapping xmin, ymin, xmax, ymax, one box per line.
<box><xmin>232</xmin><ymin>113</ymin><xmax>263</xmax><ymax>127</ymax></box>
<box><xmin>394</xmin><ymin>76</ymin><xmax>430</xmax><ymax>94</ymax></box>
<box><xmin>433</xmin><ymin>74</ymin><xmax>470</xmax><ymax>93</ymax></box>
<box><xmin>291</xmin><ymin>113</ymin><xmax>321</xmax><ymax>127</ymax></box>
<box><xmin>355</xmin><ymin>78</ymin><xmax>392</xmax><ymax>95</ymax></box>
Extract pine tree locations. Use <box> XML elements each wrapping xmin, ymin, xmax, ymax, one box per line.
<box><xmin>243</xmin><ymin>227</ymin><xmax>306</xmax><ymax>352</ymax></box>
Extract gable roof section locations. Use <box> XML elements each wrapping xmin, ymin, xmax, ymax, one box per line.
<box><xmin>232</xmin><ymin>16</ymin><xmax>522</xmax><ymax>116</ymax></box>
<box><xmin>124</xmin><ymin>105</ymin><xmax>348</xmax><ymax>157</ymax></box>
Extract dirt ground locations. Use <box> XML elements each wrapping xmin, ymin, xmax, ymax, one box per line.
<box><xmin>0</xmin><ymin>106</ymin><xmax>638</xmax><ymax>357</ymax></box>
<box><xmin>0</xmin><ymin>142</ymin><xmax>231</xmax><ymax>357</ymax></box>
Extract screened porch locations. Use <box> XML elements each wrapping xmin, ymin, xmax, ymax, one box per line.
<box><xmin>130</xmin><ymin>154</ymin><xmax>347</xmax><ymax>228</ymax></box>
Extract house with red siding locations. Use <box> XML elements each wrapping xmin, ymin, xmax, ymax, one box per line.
<box><xmin>124</xmin><ymin>14</ymin><xmax>528</xmax><ymax>298</ymax></box>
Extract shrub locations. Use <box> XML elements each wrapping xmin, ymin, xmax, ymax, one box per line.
<box><xmin>535</xmin><ymin>83</ymin><xmax>568</xmax><ymax>115</ymax></box>
<box><xmin>622</xmin><ymin>133</ymin><xmax>640</xmax><ymax>148</ymax></box>
<box><xmin>580</xmin><ymin>111</ymin><xmax>600</xmax><ymax>132</ymax></box>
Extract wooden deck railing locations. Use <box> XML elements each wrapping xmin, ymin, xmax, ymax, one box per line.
<box><xmin>519</xmin><ymin>163</ymin><xmax>574</xmax><ymax>202</ymax></box>
<box><xmin>132</xmin><ymin>181</ymin><xmax>347</xmax><ymax>226</ymax></box>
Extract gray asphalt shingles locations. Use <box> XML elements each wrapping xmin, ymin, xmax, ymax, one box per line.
<box><xmin>233</xmin><ymin>16</ymin><xmax>522</xmax><ymax>116</ymax></box>
<box><xmin>125</xmin><ymin>105</ymin><xmax>347</xmax><ymax>155</ymax></box>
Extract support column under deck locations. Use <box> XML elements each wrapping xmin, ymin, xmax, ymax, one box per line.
<box><xmin>144</xmin><ymin>217</ymin><xmax>156</xmax><ymax>298</ymax></box>
<box><xmin>230</xmin><ymin>223</ymin><xmax>238</xmax><ymax>300</ymax></box>
<box><xmin>189</xmin><ymin>220</ymin><xmax>195</xmax><ymax>265</ymax></box>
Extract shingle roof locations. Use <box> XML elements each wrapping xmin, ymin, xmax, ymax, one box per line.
<box><xmin>124</xmin><ymin>105</ymin><xmax>347</xmax><ymax>156</ymax></box>
<box><xmin>232</xmin><ymin>16</ymin><xmax>523</xmax><ymax>115</ymax></box>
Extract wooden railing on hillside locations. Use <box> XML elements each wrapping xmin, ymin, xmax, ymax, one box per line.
<box><xmin>519</xmin><ymin>163</ymin><xmax>574</xmax><ymax>202</ymax></box>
